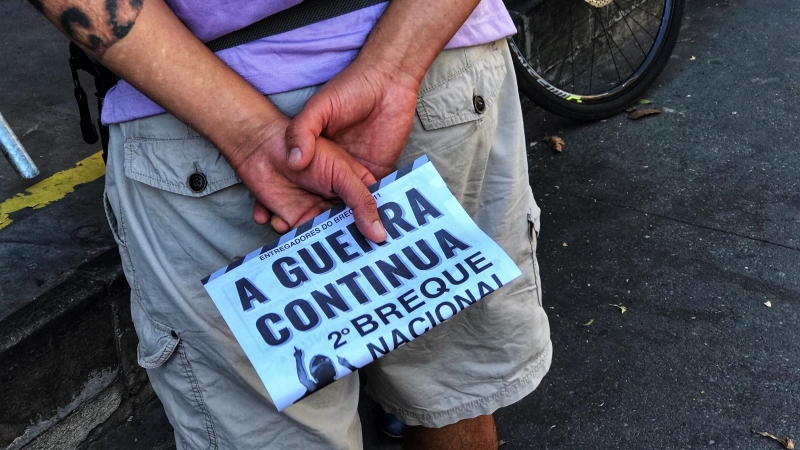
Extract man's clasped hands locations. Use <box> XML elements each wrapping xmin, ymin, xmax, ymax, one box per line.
<box><xmin>231</xmin><ymin>56</ymin><xmax>421</xmax><ymax>244</ymax></box>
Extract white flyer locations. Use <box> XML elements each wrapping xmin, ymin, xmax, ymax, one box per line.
<box><xmin>202</xmin><ymin>155</ymin><xmax>522</xmax><ymax>411</ymax></box>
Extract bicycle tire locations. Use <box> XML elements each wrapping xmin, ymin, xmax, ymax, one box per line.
<box><xmin>509</xmin><ymin>0</ymin><xmax>685</xmax><ymax>121</ymax></box>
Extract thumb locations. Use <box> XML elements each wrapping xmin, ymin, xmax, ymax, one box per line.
<box><xmin>285</xmin><ymin>97</ymin><xmax>329</xmax><ymax>171</ymax></box>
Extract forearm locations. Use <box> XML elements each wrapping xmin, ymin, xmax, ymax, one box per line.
<box><xmin>359</xmin><ymin>0</ymin><xmax>482</xmax><ymax>85</ymax></box>
<box><xmin>31</xmin><ymin>0</ymin><xmax>284</xmax><ymax>166</ymax></box>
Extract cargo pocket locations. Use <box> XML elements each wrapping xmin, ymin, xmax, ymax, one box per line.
<box><xmin>526</xmin><ymin>189</ymin><xmax>543</xmax><ymax>307</ymax></box>
<box><xmin>132</xmin><ymin>301</ymin><xmax>218</xmax><ymax>450</ymax></box>
<box><xmin>104</xmin><ymin>188</ymin><xmax>143</xmax><ymax>299</ymax></box>
<box><xmin>135</xmin><ymin>312</ymin><xmax>181</xmax><ymax>370</ymax></box>
<box><xmin>416</xmin><ymin>40</ymin><xmax>507</xmax><ymax>131</ymax></box>
<box><xmin>103</xmin><ymin>190</ymin><xmax>125</xmax><ymax>248</ymax></box>
<box><xmin>121</xmin><ymin>114</ymin><xmax>240</xmax><ymax>197</ymax></box>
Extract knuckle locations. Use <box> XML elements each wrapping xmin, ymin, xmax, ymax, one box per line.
<box><xmin>285</xmin><ymin>123</ymin><xmax>301</xmax><ymax>141</ymax></box>
<box><xmin>359</xmin><ymin>191</ymin><xmax>378</xmax><ymax>212</ymax></box>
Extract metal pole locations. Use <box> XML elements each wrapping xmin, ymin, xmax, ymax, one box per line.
<box><xmin>0</xmin><ymin>111</ymin><xmax>40</xmax><ymax>179</ymax></box>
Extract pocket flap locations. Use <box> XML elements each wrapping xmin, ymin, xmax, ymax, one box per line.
<box><xmin>416</xmin><ymin>41</ymin><xmax>507</xmax><ymax>131</ymax></box>
<box><xmin>123</xmin><ymin>115</ymin><xmax>240</xmax><ymax>197</ymax></box>
<box><xmin>134</xmin><ymin>307</ymin><xmax>181</xmax><ymax>369</ymax></box>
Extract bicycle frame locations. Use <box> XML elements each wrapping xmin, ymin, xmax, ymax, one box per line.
<box><xmin>0</xmin><ymin>112</ymin><xmax>39</xmax><ymax>179</ymax></box>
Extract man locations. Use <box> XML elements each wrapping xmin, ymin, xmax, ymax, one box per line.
<box><xmin>293</xmin><ymin>347</ymin><xmax>357</xmax><ymax>396</ymax></box>
<box><xmin>31</xmin><ymin>0</ymin><xmax>552</xmax><ymax>448</ymax></box>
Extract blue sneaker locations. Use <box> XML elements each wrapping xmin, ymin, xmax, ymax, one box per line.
<box><xmin>378</xmin><ymin>412</ymin><xmax>405</xmax><ymax>438</ymax></box>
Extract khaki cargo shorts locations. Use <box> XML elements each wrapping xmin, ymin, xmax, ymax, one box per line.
<box><xmin>104</xmin><ymin>39</ymin><xmax>551</xmax><ymax>449</ymax></box>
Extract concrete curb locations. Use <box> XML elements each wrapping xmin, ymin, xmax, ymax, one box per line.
<box><xmin>0</xmin><ymin>249</ymin><xmax>154</xmax><ymax>450</ymax></box>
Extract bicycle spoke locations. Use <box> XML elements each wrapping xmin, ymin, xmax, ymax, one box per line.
<box><xmin>538</xmin><ymin>3</ymin><xmax>569</xmax><ymax>74</ymax></box>
<box><xmin>616</xmin><ymin>0</ymin><xmax>664</xmax><ymax>26</ymax></box>
<box><xmin>596</xmin><ymin>8</ymin><xmax>636</xmax><ymax>73</ymax></box>
<box><xmin>542</xmin><ymin>0</ymin><xmax>575</xmax><ymax>79</ymax></box>
<box><xmin>613</xmin><ymin>0</ymin><xmax>648</xmax><ymax>57</ymax></box>
<box><xmin>554</xmin><ymin>3</ymin><xmax>575</xmax><ymax>89</ymax></box>
<box><xmin>615</xmin><ymin>0</ymin><xmax>659</xmax><ymax>40</ymax></box>
<box><xmin>589</xmin><ymin>21</ymin><xmax>596</xmax><ymax>93</ymax></box>
<box><xmin>598</xmin><ymin>16</ymin><xmax>623</xmax><ymax>85</ymax></box>
<box><xmin>615</xmin><ymin>0</ymin><xmax>662</xmax><ymax>19</ymax></box>
<box><xmin>592</xmin><ymin>7</ymin><xmax>627</xmax><ymax>82</ymax></box>
<box><xmin>569</xmin><ymin>2</ymin><xmax>576</xmax><ymax>93</ymax></box>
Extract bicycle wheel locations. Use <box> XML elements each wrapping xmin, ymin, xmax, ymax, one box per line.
<box><xmin>506</xmin><ymin>0</ymin><xmax>684</xmax><ymax>120</ymax></box>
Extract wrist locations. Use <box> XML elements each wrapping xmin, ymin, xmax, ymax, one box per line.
<box><xmin>355</xmin><ymin>0</ymin><xmax>482</xmax><ymax>85</ymax></box>
<box><xmin>223</xmin><ymin>115</ymin><xmax>290</xmax><ymax>172</ymax></box>
<box><xmin>352</xmin><ymin>52</ymin><xmax>422</xmax><ymax>95</ymax></box>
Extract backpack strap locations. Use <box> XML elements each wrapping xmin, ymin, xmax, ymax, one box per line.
<box><xmin>205</xmin><ymin>0</ymin><xmax>389</xmax><ymax>52</ymax></box>
<box><xmin>69</xmin><ymin>0</ymin><xmax>388</xmax><ymax>157</ymax></box>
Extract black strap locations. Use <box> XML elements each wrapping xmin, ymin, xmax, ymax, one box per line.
<box><xmin>205</xmin><ymin>0</ymin><xmax>388</xmax><ymax>52</ymax></box>
<box><xmin>69</xmin><ymin>42</ymin><xmax>117</xmax><ymax>159</ymax></box>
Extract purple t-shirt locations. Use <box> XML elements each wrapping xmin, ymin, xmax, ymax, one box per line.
<box><xmin>101</xmin><ymin>0</ymin><xmax>515</xmax><ymax>124</ymax></box>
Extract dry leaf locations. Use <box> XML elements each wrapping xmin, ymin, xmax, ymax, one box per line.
<box><xmin>583</xmin><ymin>319</ymin><xmax>595</xmax><ymax>327</ymax></box>
<box><xmin>690</xmin><ymin>55</ymin><xmax>697</xmax><ymax>60</ymax></box>
<box><xmin>638</xmin><ymin>98</ymin><xmax>653</xmax><ymax>104</ymax></box>
<box><xmin>625</xmin><ymin>105</ymin><xmax>637</xmax><ymax>112</ymax></box>
<box><xmin>628</xmin><ymin>108</ymin><xmax>661</xmax><ymax>120</ymax></box>
<box><xmin>610</xmin><ymin>304</ymin><xmax>627</xmax><ymax>314</ymax></box>
<box><xmin>545</xmin><ymin>135</ymin><xmax>565</xmax><ymax>152</ymax></box>
<box><xmin>752</xmin><ymin>430</ymin><xmax>795</xmax><ymax>449</ymax></box>
<box><xmin>765</xmin><ymin>301</ymin><xmax>772</xmax><ymax>307</ymax></box>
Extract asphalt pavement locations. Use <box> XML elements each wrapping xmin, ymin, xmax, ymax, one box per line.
<box><xmin>497</xmin><ymin>0</ymin><xmax>800</xmax><ymax>447</ymax></box>
<box><xmin>0</xmin><ymin>1</ymin><xmax>113</xmax><ymax>322</ymax></box>
<box><xmin>3</xmin><ymin>0</ymin><xmax>798</xmax><ymax>448</ymax></box>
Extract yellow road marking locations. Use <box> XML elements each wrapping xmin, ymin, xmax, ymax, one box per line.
<box><xmin>0</xmin><ymin>151</ymin><xmax>105</xmax><ymax>230</ymax></box>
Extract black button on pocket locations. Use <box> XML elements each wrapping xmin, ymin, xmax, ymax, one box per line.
<box><xmin>188</xmin><ymin>172</ymin><xmax>207</xmax><ymax>192</ymax></box>
<box><xmin>473</xmin><ymin>95</ymin><xmax>486</xmax><ymax>114</ymax></box>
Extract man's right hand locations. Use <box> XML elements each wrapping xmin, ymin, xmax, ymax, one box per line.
<box><xmin>231</xmin><ymin>120</ymin><xmax>387</xmax><ymax>242</ymax></box>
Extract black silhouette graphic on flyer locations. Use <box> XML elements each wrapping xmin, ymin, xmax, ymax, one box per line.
<box><xmin>294</xmin><ymin>347</ymin><xmax>357</xmax><ymax>396</ymax></box>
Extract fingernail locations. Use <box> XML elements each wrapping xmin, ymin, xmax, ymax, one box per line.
<box><xmin>372</xmin><ymin>220</ymin><xmax>387</xmax><ymax>241</ymax></box>
<box><xmin>288</xmin><ymin>147</ymin><xmax>302</xmax><ymax>165</ymax></box>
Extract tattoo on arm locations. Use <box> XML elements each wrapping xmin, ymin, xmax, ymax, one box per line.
<box><xmin>107</xmin><ymin>0</ymin><xmax>143</xmax><ymax>39</ymax></box>
<box><xmin>28</xmin><ymin>0</ymin><xmax>144</xmax><ymax>56</ymax></box>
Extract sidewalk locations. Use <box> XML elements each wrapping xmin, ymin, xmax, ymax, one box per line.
<box><xmin>0</xmin><ymin>4</ymin><xmax>123</xmax><ymax>449</ymax></box>
<box><xmin>0</xmin><ymin>0</ymin><xmax>114</xmax><ymax>323</ymax></box>
<box><xmin>2</xmin><ymin>0</ymin><xmax>798</xmax><ymax>448</ymax></box>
